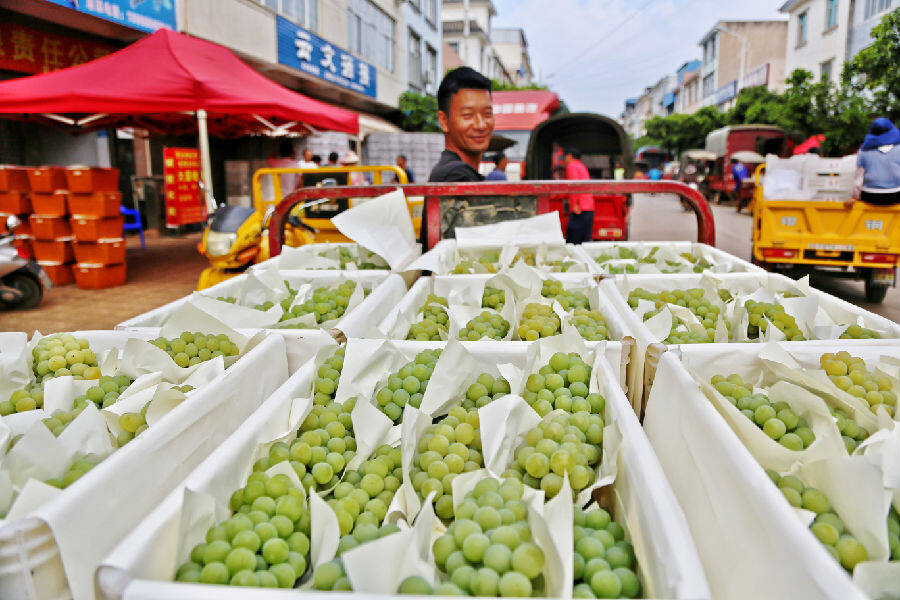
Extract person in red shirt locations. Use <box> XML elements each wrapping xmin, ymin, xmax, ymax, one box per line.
<box><xmin>564</xmin><ymin>147</ymin><xmax>594</xmax><ymax>244</ymax></box>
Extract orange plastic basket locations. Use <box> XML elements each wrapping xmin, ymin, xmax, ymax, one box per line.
<box><xmin>31</xmin><ymin>191</ymin><xmax>68</xmax><ymax>217</ymax></box>
<box><xmin>30</xmin><ymin>215</ymin><xmax>72</xmax><ymax>240</ymax></box>
<box><xmin>38</xmin><ymin>261</ymin><xmax>75</xmax><ymax>286</ymax></box>
<box><xmin>32</xmin><ymin>238</ymin><xmax>74</xmax><ymax>263</ymax></box>
<box><xmin>0</xmin><ymin>167</ymin><xmax>29</xmax><ymax>192</ymax></box>
<box><xmin>73</xmin><ymin>238</ymin><xmax>126</xmax><ymax>265</ymax></box>
<box><xmin>69</xmin><ymin>216</ymin><xmax>122</xmax><ymax>242</ymax></box>
<box><xmin>68</xmin><ymin>191</ymin><xmax>121</xmax><ymax>218</ymax></box>
<box><xmin>65</xmin><ymin>167</ymin><xmax>120</xmax><ymax>193</ymax></box>
<box><xmin>0</xmin><ymin>191</ymin><xmax>31</xmax><ymax>214</ymax></box>
<box><xmin>73</xmin><ymin>262</ymin><xmax>126</xmax><ymax>289</ymax></box>
<box><xmin>27</xmin><ymin>167</ymin><xmax>67</xmax><ymax>193</ymax></box>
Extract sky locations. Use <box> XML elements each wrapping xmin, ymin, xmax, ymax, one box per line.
<box><xmin>492</xmin><ymin>0</ymin><xmax>788</xmax><ymax>117</ymax></box>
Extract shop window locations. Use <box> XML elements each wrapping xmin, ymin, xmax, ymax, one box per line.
<box><xmin>348</xmin><ymin>0</ymin><xmax>395</xmax><ymax>72</ymax></box>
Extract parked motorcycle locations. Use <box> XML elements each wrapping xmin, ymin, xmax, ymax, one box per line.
<box><xmin>1</xmin><ymin>215</ymin><xmax>49</xmax><ymax>309</ymax></box>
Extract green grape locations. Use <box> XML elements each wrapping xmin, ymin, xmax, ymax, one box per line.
<box><xmin>840</xmin><ymin>324</ymin><xmax>881</xmax><ymax>339</ymax></box>
<box><xmin>573</xmin><ymin>506</ymin><xmax>640</xmax><ymax>598</ymax></box>
<box><xmin>411</xmin><ymin>406</ymin><xmax>484</xmax><ymax>521</ymax></box>
<box><xmin>431</xmin><ymin>478</ymin><xmax>543</xmax><ymax>596</ymax></box>
<box><xmin>460</xmin><ymin>373</ymin><xmax>510</xmax><ymax>411</ymax></box>
<box><xmin>28</xmin><ymin>334</ymin><xmax>100</xmax><ymax>388</ymax></box>
<box><xmin>516</xmin><ymin>303</ymin><xmax>561</xmax><ymax>341</ymax></box>
<box><xmin>398</xmin><ymin>575</ymin><xmax>433</xmax><ymax>594</ymax></box>
<box><xmin>46</xmin><ymin>455</ymin><xmax>101</xmax><ymax>489</ymax></box>
<box><xmin>152</xmin><ymin>332</ymin><xmax>239</xmax><ymax>366</ymax></box>
<box><xmin>312</xmin><ymin>347</ymin><xmax>346</xmax><ymax>406</ymax></box>
<box><xmin>216</xmin><ymin>296</ymin><xmax>237</xmax><ymax>304</ymax></box>
<box><xmin>541</xmin><ymin>280</ymin><xmax>590</xmax><ymax>311</ymax></box>
<box><xmin>312</xmin><ymin>558</ymin><xmax>352</xmax><ymax>590</ymax></box>
<box><xmin>888</xmin><ymin>506</ymin><xmax>899</xmax><ymax>561</ymax></box>
<box><xmin>570</xmin><ymin>309</ymin><xmax>611</xmax><ymax>341</ymax></box>
<box><xmin>407</xmin><ymin>294</ymin><xmax>449</xmax><ymax>341</ymax></box>
<box><xmin>459</xmin><ymin>311</ymin><xmax>510</xmax><ymax>341</ymax></box>
<box><xmin>546</xmin><ymin>259</ymin><xmax>575</xmax><ymax>272</ymax></box>
<box><xmin>453</xmin><ymin>259</ymin><xmax>477</xmax><ymax>274</ymax></box>
<box><xmin>511</xmin><ymin>249</ymin><xmax>536</xmax><ymax>267</ymax></box>
<box><xmin>326</xmin><ymin>444</ymin><xmax>402</xmax><ymax>536</ymax></box>
<box><xmin>373</xmin><ymin>349</ymin><xmax>441</xmax><ymax>423</ymax></box>
<box><xmin>710</xmin><ymin>374</ymin><xmax>815</xmax><ymax>450</ymax></box>
<box><xmin>767</xmin><ymin>470</ymin><xmax>867</xmax><ymax>572</ymax></box>
<box><xmin>521</xmin><ymin>353</ymin><xmax>603</xmax><ymax>418</ymax></box>
<box><xmin>482</xmin><ymin>287</ymin><xmax>506</xmax><ymax>311</ymax></box>
<box><xmin>745</xmin><ymin>300</ymin><xmax>805</xmax><ymax>341</ymax></box>
<box><xmin>505</xmin><ymin>412</ymin><xmax>603</xmax><ymax>498</ymax></box>
<box><xmin>821</xmin><ymin>352</ymin><xmax>896</xmax><ymax>417</ymax></box>
<box><xmin>174</xmin><ymin>471</ymin><xmax>311</xmax><ymax>588</ymax></box>
<box><xmin>627</xmin><ymin>287</ymin><xmax>726</xmax><ymax>344</ymax></box>
<box><xmin>4</xmin><ymin>383</ymin><xmax>45</xmax><ymax>414</ymax></box>
<box><xmin>278</xmin><ymin>281</ymin><xmax>360</xmax><ymax>327</ymax></box>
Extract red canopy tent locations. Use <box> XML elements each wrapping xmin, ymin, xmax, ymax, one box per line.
<box><xmin>0</xmin><ymin>28</ymin><xmax>359</xmax><ymax>200</ymax></box>
<box><xmin>491</xmin><ymin>90</ymin><xmax>561</xmax><ymax>131</ymax></box>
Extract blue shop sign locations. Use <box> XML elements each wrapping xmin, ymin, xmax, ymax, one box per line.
<box><xmin>44</xmin><ymin>0</ymin><xmax>176</xmax><ymax>33</ymax></box>
<box><xmin>715</xmin><ymin>80</ymin><xmax>737</xmax><ymax>105</ymax></box>
<box><xmin>276</xmin><ymin>16</ymin><xmax>376</xmax><ymax>98</ymax></box>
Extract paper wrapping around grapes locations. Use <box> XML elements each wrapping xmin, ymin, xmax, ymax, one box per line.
<box><xmin>330</xmin><ymin>188</ymin><xmax>420</xmax><ymax>271</ymax></box>
<box><xmin>276</xmin><ymin>243</ymin><xmax>348</xmax><ymax>270</ymax></box>
<box><xmin>342</xmin><ymin>497</ymin><xmax>437</xmax><ymax>593</ymax></box>
<box><xmin>276</xmin><ymin>279</ymin><xmax>365</xmax><ymax>330</ymax></box>
<box><xmin>0</xmin><ymin>331</ymin><xmax>32</xmax><ymax>400</ymax></box>
<box><xmin>758</xmin><ymin>344</ymin><xmax>886</xmax><ymax>434</ymax></box>
<box><xmin>395</xmin><ymin>404</ymin><xmax>437</xmax><ymax>523</ymax></box>
<box><xmin>375</xmin><ymin>278</ymin><xmax>432</xmax><ymax>339</ymax></box>
<box><xmin>454</xmin><ymin>212</ymin><xmax>565</xmax><ymax>249</ymax></box>
<box><xmin>187</xmin><ymin>290</ymin><xmax>284</xmax><ymax>328</ymax></box>
<box><xmin>697</xmin><ymin>377</ymin><xmax>847</xmax><ymax>472</ymax></box>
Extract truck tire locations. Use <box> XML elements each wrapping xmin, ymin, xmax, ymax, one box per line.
<box><xmin>864</xmin><ymin>279</ymin><xmax>889</xmax><ymax>303</ymax></box>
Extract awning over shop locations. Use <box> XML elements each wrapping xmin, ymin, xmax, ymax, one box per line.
<box><xmin>491</xmin><ymin>90</ymin><xmax>560</xmax><ymax>131</ymax></box>
<box><xmin>0</xmin><ymin>28</ymin><xmax>359</xmax><ymax>137</ymax></box>
<box><xmin>662</xmin><ymin>92</ymin><xmax>676</xmax><ymax>108</ymax></box>
<box><xmin>358</xmin><ymin>113</ymin><xmax>402</xmax><ymax>137</ymax></box>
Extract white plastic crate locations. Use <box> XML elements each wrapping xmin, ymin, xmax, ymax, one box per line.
<box><xmin>97</xmin><ymin>343</ymin><xmax>709</xmax><ymax>600</ymax></box>
<box><xmin>0</xmin><ymin>332</ymin><xmax>289</xmax><ymax>600</ymax></box>
<box><xmin>643</xmin><ymin>349</ymin><xmax>894</xmax><ymax>600</ymax></box>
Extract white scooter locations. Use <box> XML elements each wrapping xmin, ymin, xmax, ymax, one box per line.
<box><xmin>0</xmin><ymin>215</ymin><xmax>49</xmax><ymax>309</ymax></box>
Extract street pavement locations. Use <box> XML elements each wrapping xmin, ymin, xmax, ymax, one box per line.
<box><xmin>629</xmin><ymin>193</ymin><xmax>900</xmax><ymax>323</ymax></box>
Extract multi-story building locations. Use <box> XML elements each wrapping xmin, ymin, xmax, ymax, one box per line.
<box><xmin>780</xmin><ymin>0</ymin><xmax>896</xmax><ymax>82</ymax></box>
<box><xmin>699</xmin><ymin>20</ymin><xmax>788</xmax><ymax>110</ymax></box>
<box><xmin>674</xmin><ymin>60</ymin><xmax>703</xmax><ymax>114</ymax></box>
<box><xmin>401</xmin><ymin>0</ymin><xmax>442</xmax><ymax>95</ymax></box>
<box><xmin>780</xmin><ymin>0</ymin><xmax>851</xmax><ymax>80</ymax></box>
<box><xmin>649</xmin><ymin>74</ymin><xmax>677</xmax><ymax>117</ymax></box>
<box><xmin>621</xmin><ymin>98</ymin><xmax>640</xmax><ymax>140</ymax></box>
<box><xmin>440</xmin><ymin>0</ymin><xmax>513</xmax><ymax>84</ymax></box>
<box><xmin>491</xmin><ymin>27</ymin><xmax>533</xmax><ymax>87</ymax></box>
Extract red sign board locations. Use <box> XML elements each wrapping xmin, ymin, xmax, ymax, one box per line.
<box><xmin>0</xmin><ymin>23</ymin><xmax>115</xmax><ymax>74</ymax></box>
<box><xmin>163</xmin><ymin>148</ymin><xmax>205</xmax><ymax>227</ymax></box>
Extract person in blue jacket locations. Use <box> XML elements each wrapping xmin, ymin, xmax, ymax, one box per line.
<box><xmin>847</xmin><ymin>117</ymin><xmax>900</xmax><ymax>208</ymax></box>
<box><xmin>731</xmin><ymin>157</ymin><xmax>750</xmax><ymax>212</ymax></box>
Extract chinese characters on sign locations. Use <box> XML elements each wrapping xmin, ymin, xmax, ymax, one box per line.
<box><xmin>163</xmin><ymin>148</ymin><xmax>205</xmax><ymax>228</ymax></box>
<box><xmin>45</xmin><ymin>0</ymin><xmax>177</xmax><ymax>33</ymax></box>
<box><xmin>276</xmin><ymin>16</ymin><xmax>376</xmax><ymax>98</ymax></box>
<box><xmin>492</xmin><ymin>102</ymin><xmax>540</xmax><ymax>115</ymax></box>
<box><xmin>0</xmin><ymin>23</ymin><xmax>115</xmax><ymax>74</ymax></box>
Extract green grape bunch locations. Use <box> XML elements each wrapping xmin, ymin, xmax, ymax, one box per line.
<box><xmin>313</xmin><ymin>347</ymin><xmax>345</xmax><ymax>406</ymax></box>
<box><xmin>840</xmin><ymin>324</ymin><xmax>881</xmax><ymax>339</ymax></box>
<box><xmin>216</xmin><ymin>296</ymin><xmax>237</xmax><ymax>304</ymax></box>
<box><xmin>821</xmin><ymin>352</ymin><xmax>896</xmax><ymax>417</ymax></box>
<box><xmin>150</xmin><ymin>332</ymin><xmax>239</xmax><ymax>368</ymax></box>
<box><xmin>459</xmin><ymin>311</ymin><xmax>510</xmax><ymax>341</ymax></box>
<box><xmin>511</xmin><ymin>249</ymin><xmax>536</xmax><ymax>268</ymax></box>
<box><xmin>711</xmin><ymin>374</ymin><xmax>816</xmax><ymax>450</ymax></box>
<box><xmin>431</xmin><ymin>478</ymin><xmax>546</xmax><ymax>597</ymax></box>
<box><xmin>32</xmin><ymin>333</ymin><xmax>100</xmax><ymax>382</ymax></box>
<box><xmin>44</xmin><ymin>455</ymin><xmax>100</xmax><ymax>489</ymax></box>
<box><xmin>766</xmin><ymin>470</ymin><xmax>868</xmax><ymax>572</ymax></box>
<box><xmin>888</xmin><ymin>505</ymin><xmax>899</xmax><ymax>561</ymax></box>
<box><xmin>374</xmin><ymin>349</ymin><xmax>442</xmax><ymax>423</ymax></box>
<box><xmin>175</xmin><ymin>472</ymin><xmax>311</xmax><ymax>588</ymax></box>
<box><xmin>328</xmin><ymin>444</ymin><xmax>402</xmax><ymax>539</ymax></box>
<box><xmin>312</xmin><ymin>521</ymin><xmax>402</xmax><ymax>591</ymax></box>
<box><xmin>517</xmin><ymin>304</ymin><xmax>561</xmax><ymax>341</ymax></box>
<box><xmin>505</xmin><ymin>412</ymin><xmax>603</xmax><ymax>499</ymax></box>
<box><xmin>829</xmin><ymin>407</ymin><xmax>870</xmax><ymax>453</ymax></box>
<box><xmin>745</xmin><ymin>300</ymin><xmax>805</xmax><ymax>341</ymax></box>
<box><xmin>461</xmin><ymin>373</ymin><xmax>511</xmax><ymax>411</ymax></box>
<box><xmin>547</xmin><ymin>259</ymin><xmax>575</xmax><ymax>272</ymax></box>
<box><xmin>453</xmin><ymin>259</ymin><xmax>476</xmax><ymax>274</ymax></box>
<box><xmin>252</xmin><ymin>398</ymin><xmax>356</xmax><ymax>493</ymax></box>
<box><xmin>570</xmin><ymin>309</ymin><xmax>611</xmax><ymax>341</ymax></box>
<box><xmin>411</xmin><ymin>406</ymin><xmax>484</xmax><ymax>521</ymax></box>
<box><xmin>627</xmin><ymin>288</ymin><xmax>723</xmax><ymax>344</ymax></box>
<box><xmin>279</xmin><ymin>281</ymin><xmax>358</xmax><ymax>325</ymax></box>
<box><xmin>2</xmin><ymin>384</ymin><xmax>43</xmax><ymax>415</ymax></box>
<box><xmin>482</xmin><ymin>287</ymin><xmax>506</xmax><ymax>311</ymax></box>
<box><xmin>573</xmin><ymin>506</ymin><xmax>640</xmax><ymax>599</ymax></box>
<box><xmin>522</xmin><ymin>353</ymin><xmax>604</xmax><ymax>418</ymax></box>
<box><xmin>407</xmin><ymin>294</ymin><xmax>449</xmax><ymax>341</ymax></box>
<box><xmin>541</xmin><ymin>280</ymin><xmax>589</xmax><ymax>311</ymax></box>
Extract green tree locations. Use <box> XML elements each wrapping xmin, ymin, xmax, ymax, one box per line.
<box><xmin>398</xmin><ymin>91</ymin><xmax>440</xmax><ymax>132</ymax></box>
<box><xmin>490</xmin><ymin>79</ymin><xmax>548</xmax><ymax>91</ymax></box>
<box><xmin>844</xmin><ymin>8</ymin><xmax>900</xmax><ymax>122</ymax></box>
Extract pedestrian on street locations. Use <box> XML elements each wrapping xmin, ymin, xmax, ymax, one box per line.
<box><xmin>564</xmin><ymin>147</ymin><xmax>594</xmax><ymax>244</ymax></box>
<box><xmin>327</xmin><ymin>151</ymin><xmax>339</xmax><ymax>167</ymax></box>
<box><xmin>262</xmin><ymin>140</ymin><xmax>300</xmax><ymax>201</ymax></box>
<box><xmin>648</xmin><ymin>166</ymin><xmax>662</xmax><ymax>180</ymax></box>
<box><xmin>731</xmin><ymin>157</ymin><xmax>750</xmax><ymax>212</ymax></box>
<box><xmin>847</xmin><ymin>117</ymin><xmax>900</xmax><ymax>208</ymax></box>
<box><xmin>311</xmin><ymin>155</ymin><xmax>322</xmax><ymax>167</ymax></box>
<box><xmin>486</xmin><ymin>153</ymin><xmax>508</xmax><ymax>181</ymax></box>
<box><xmin>299</xmin><ymin>148</ymin><xmax>317</xmax><ymax>170</ymax></box>
<box><xmin>340</xmin><ymin>151</ymin><xmax>366</xmax><ymax>185</ymax></box>
<box><xmin>396</xmin><ymin>154</ymin><xmax>415</xmax><ymax>183</ymax></box>
<box><xmin>428</xmin><ymin>67</ymin><xmax>493</xmax><ymax>182</ymax></box>
<box><xmin>614</xmin><ymin>162</ymin><xmax>625</xmax><ymax>180</ymax></box>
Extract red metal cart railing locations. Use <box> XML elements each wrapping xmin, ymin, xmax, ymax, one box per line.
<box><xmin>268</xmin><ymin>180</ymin><xmax>715</xmax><ymax>255</ymax></box>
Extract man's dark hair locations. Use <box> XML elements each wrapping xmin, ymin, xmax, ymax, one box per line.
<box><xmin>564</xmin><ymin>147</ymin><xmax>582</xmax><ymax>159</ymax></box>
<box><xmin>397</xmin><ymin>154</ymin><xmax>407</xmax><ymax>161</ymax></box>
<box><xmin>328</xmin><ymin>151</ymin><xmax>339</xmax><ymax>164</ymax></box>
<box><xmin>437</xmin><ymin>67</ymin><xmax>492</xmax><ymax>113</ymax></box>
<box><xmin>492</xmin><ymin>152</ymin><xmax>506</xmax><ymax>166</ymax></box>
<box><xmin>730</xmin><ymin>157</ymin><xmax>739</xmax><ymax>163</ymax></box>
<box><xmin>312</xmin><ymin>155</ymin><xmax>322</xmax><ymax>164</ymax></box>
<box><xmin>278</xmin><ymin>140</ymin><xmax>294</xmax><ymax>158</ymax></box>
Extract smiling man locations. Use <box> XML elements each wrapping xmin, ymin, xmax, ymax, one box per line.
<box><xmin>428</xmin><ymin>67</ymin><xmax>494</xmax><ymax>182</ymax></box>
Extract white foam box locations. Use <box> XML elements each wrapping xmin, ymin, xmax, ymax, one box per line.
<box><xmin>0</xmin><ymin>331</ymin><xmax>289</xmax><ymax>600</ymax></box>
<box><xmin>96</xmin><ymin>343</ymin><xmax>710</xmax><ymax>600</ymax></box>
<box><xmin>117</xmin><ymin>273</ymin><xmax>408</xmax><ymax>372</ymax></box>
<box><xmin>374</xmin><ymin>275</ymin><xmax>635</xmax><ymax>393</ymax></box>
<box><xmin>599</xmin><ymin>272</ymin><xmax>900</xmax><ymax>417</ymax></box>
<box><xmin>642</xmin><ymin>346</ymin><xmax>899</xmax><ymax>600</ymax></box>
<box><xmin>574</xmin><ymin>241</ymin><xmax>763</xmax><ymax>276</ymax></box>
<box><xmin>411</xmin><ymin>239</ymin><xmax>595</xmax><ymax>276</ymax></box>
